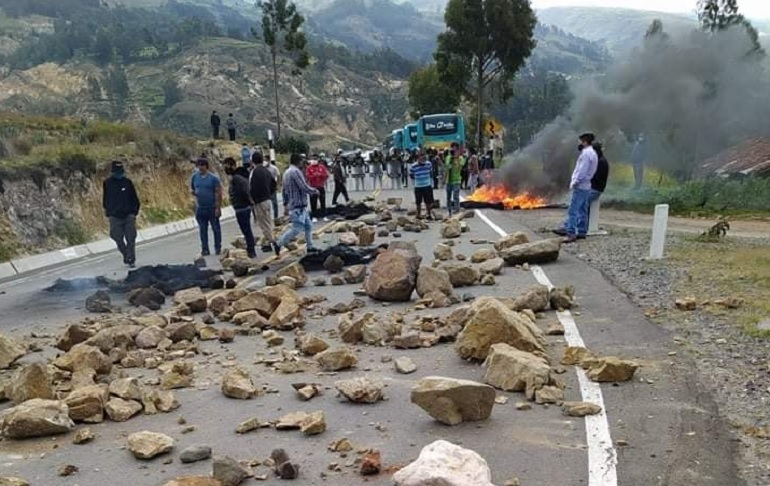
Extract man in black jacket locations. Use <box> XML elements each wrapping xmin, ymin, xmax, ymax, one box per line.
<box><xmin>210</xmin><ymin>111</ymin><xmax>221</xmax><ymax>140</ymax></box>
<box><xmin>103</xmin><ymin>160</ymin><xmax>140</xmax><ymax>267</ymax></box>
<box><xmin>249</xmin><ymin>152</ymin><xmax>280</xmax><ymax>256</ymax></box>
<box><xmin>223</xmin><ymin>157</ymin><xmax>257</xmax><ymax>258</ymax></box>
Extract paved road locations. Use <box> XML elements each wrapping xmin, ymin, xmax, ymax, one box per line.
<box><xmin>0</xmin><ymin>189</ymin><xmax>741</xmax><ymax>486</ymax></box>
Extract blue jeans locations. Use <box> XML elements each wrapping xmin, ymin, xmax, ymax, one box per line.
<box><xmin>278</xmin><ymin>207</ymin><xmax>314</xmax><ymax>250</ymax></box>
<box><xmin>271</xmin><ymin>192</ymin><xmax>279</xmax><ymax>219</ymax></box>
<box><xmin>565</xmin><ymin>188</ymin><xmax>591</xmax><ymax>237</ymax></box>
<box><xmin>195</xmin><ymin>207</ymin><xmax>222</xmax><ymax>253</ymax></box>
<box><xmin>446</xmin><ymin>184</ymin><xmax>460</xmax><ymax>214</ymax></box>
<box><xmin>234</xmin><ymin>207</ymin><xmax>256</xmax><ymax>257</ymax></box>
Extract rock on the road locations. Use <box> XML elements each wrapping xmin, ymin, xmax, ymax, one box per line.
<box><xmin>586</xmin><ymin>356</ymin><xmax>639</xmax><ymax>382</ymax></box>
<box><xmin>498</xmin><ymin>238</ymin><xmax>561</xmax><ymax>265</ymax></box>
<box><xmin>221</xmin><ymin>367</ymin><xmax>258</xmax><ymax>399</ymax></box>
<box><xmin>483</xmin><ymin>344</ymin><xmax>552</xmax><ymax>399</ymax></box>
<box><xmin>510</xmin><ymin>284</ymin><xmax>550</xmax><ymax>313</ymax></box>
<box><xmin>162</xmin><ymin>477</ymin><xmax>221</xmax><ymax>486</ymax></box>
<box><xmin>64</xmin><ymin>384</ymin><xmax>109</xmax><ymax>423</ymax></box>
<box><xmin>72</xmin><ymin>427</ymin><xmax>95</xmax><ymax>444</ymax></box>
<box><xmin>0</xmin><ymin>477</ymin><xmax>30</xmax><ymax>486</ymax></box>
<box><xmin>300</xmin><ymin>411</ymin><xmax>326</xmax><ymax>436</ymax></box>
<box><xmin>212</xmin><ymin>455</ymin><xmax>250</xmax><ymax>486</ymax></box>
<box><xmin>128</xmin><ymin>287</ymin><xmax>166</xmax><ymax>311</ymax></box>
<box><xmin>56</xmin><ymin>323</ymin><xmax>94</xmax><ymax>352</ymax></box>
<box><xmin>105</xmin><ymin>397</ymin><xmax>142</xmax><ymax>422</ymax></box>
<box><xmin>395</xmin><ymin>357</ymin><xmax>417</xmax><ymax>374</ymax></box>
<box><xmin>85</xmin><ymin>290</ymin><xmax>112</xmax><ymax>313</ymax></box>
<box><xmin>127</xmin><ymin>431</ymin><xmax>174</xmax><ymax>459</ymax></box>
<box><xmin>470</xmin><ymin>248</ymin><xmax>497</xmax><ymax>263</ymax></box>
<box><xmin>0</xmin><ymin>332</ymin><xmax>26</xmax><ymax>369</ymax></box>
<box><xmin>433</xmin><ymin>243</ymin><xmax>454</xmax><ymax>261</ymax></box>
<box><xmin>393</xmin><ymin>440</ymin><xmax>494</xmax><ymax>486</ymax></box>
<box><xmin>550</xmin><ymin>286</ymin><xmax>575</xmax><ymax>310</ymax></box>
<box><xmin>479</xmin><ymin>257</ymin><xmax>504</xmax><ymax>276</ymax></box>
<box><xmin>441</xmin><ymin>219</ymin><xmax>462</xmax><ymax>239</ymax></box>
<box><xmin>494</xmin><ymin>232</ymin><xmax>530</xmax><ymax>252</ymax></box>
<box><xmin>335</xmin><ymin>376</ymin><xmax>384</xmax><ymax>404</ymax></box>
<box><xmin>53</xmin><ymin>343</ymin><xmax>111</xmax><ymax>374</ymax></box>
<box><xmin>135</xmin><ymin>326</ymin><xmax>168</xmax><ymax>349</ymax></box>
<box><xmin>297</xmin><ymin>333</ymin><xmax>330</xmax><ymax>356</ymax></box>
<box><xmin>562</xmin><ymin>401</ymin><xmax>603</xmax><ymax>417</ymax></box>
<box><xmin>277</xmin><ymin>262</ymin><xmax>308</xmax><ymax>288</ymax></box>
<box><xmin>1</xmin><ymin>399</ymin><xmax>74</xmax><ymax>439</ymax></box>
<box><xmin>109</xmin><ymin>377</ymin><xmax>143</xmax><ymax>401</ymax></box>
<box><xmin>271</xmin><ymin>449</ymin><xmax>300</xmax><ymax>480</ymax></box>
<box><xmin>365</xmin><ymin>248</ymin><xmax>422</xmax><ymax>302</ymax></box>
<box><xmin>441</xmin><ymin>263</ymin><xmax>480</xmax><ymax>287</ymax></box>
<box><xmin>410</xmin><ymin>377</ymin><xmax>495</xmax><ymax>426</ymax></box>
<box><xmin>416</xmin><ymin>266</ymin><xmax>453</xmax><ymax>298</ymax></box>
<box><xmin>179</xmin><ymin>445</ymin><xmax>212</xmax><ymax>463</ymax></box>
<box><xmin>316</xmin><ymin>347</ymin><xmax>358</xmax><ymax>371</ymax></box>
<box><xmin>7</xmin><ymin>363</ymin><xmax>54</xmax><ymax>405</ymax></box>
<box><xmin>173</xmin><ymin>287</ymin><xmax>208</xmax><ymax>313</ymax></box>
<box><xmin>456</xmin><ymin>297</ymin><xmax>547</xmax><ymax>360</ymax></box>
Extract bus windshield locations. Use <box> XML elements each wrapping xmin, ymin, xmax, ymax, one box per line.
<box><xmin>422</xmin><ymin>115</ymin><xmax>459</xmax><ymax>136</ymax></box>
<box><xmin>407</xmin><ymin>125</ymin><xmax>418</xmax><ymax>144</ymax></box>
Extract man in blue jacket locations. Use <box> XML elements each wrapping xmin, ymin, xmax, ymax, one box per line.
<box><xmin>103</xmin><ymin>161</ymin><xmax>140</xmax><ymax>268</ymax></box>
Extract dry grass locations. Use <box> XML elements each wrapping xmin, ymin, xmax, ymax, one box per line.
<box><xmin>669</xmin><ymin>238</ymin><xmax>770</xmax><ymax>337</ymax></box>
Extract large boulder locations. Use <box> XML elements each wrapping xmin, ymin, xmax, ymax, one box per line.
<box><xmin>276</xmin><ymin>262</ymin><xmax>308</xmax><ymax>288</ymax></box>
<box><xmin>165</xmin><ymin>322</ymin><xmax>196</xmax><ymax>343</ymax></box>
<box><xmin>109</xmin><ymin>377</ymin><xmax>143</xmax><ymax>401</ymax></box>
<box><xmin>433</xmin><ymin>244</ymin><xmax>453</xmax><ymax>261</ymax></box>
<box><xmin>510</xmin><ymin>284</ymin><xmax>551</xmax><ymax>312</ymax></box>
<box><xmin>586</xmin><ymin>356</ymin><xmax>639</xmax><ymax>383</ymax></box>
<box><xmin>483</xmin><ymin>343</ymin><xmax>552</xmax><ymax>399</ymax></box>
<box><xmin>441</xmin><ymin>263</ymin><xmax>480</xmax><ymax>287</ymax></box>
<box><xmin>86</xmin><ymin>325</ymin><xmax>142</xmax><ymax>353</ymax></box>
<box><xmin>365</xmin><ymin>249</ymin><xmax>422</xmax><ymax>302</ymax></box>
<box><xmin>7</xmin><ymin>363</ymin><xmax>55</xmax><ymax>405</ymax></box>
<box><xmin>416</xmin><ymin>266</ymin><xmax>453</xmax><ymax>298</ymax></box>
<box><xmin>455</xmin><ymin>297</ymin><xmax>547</xmax><ymax>360</ymax></box>
<box><xmin>494</xmin><ymin>232</ymin><xmax>530</xmax><ymax>252</ymax></box>
<box><xmin>1</xmin><ymin>399</ymin><xmax>74</xmax><ymax>439</ymax></box>
<box><xmin>441</xmin><ymin>219</ymin><xmax>462</xmax><ymax>239</ymax></box>
<box><xmin>499</xmin><ymin>238</ymin><xmax>561</xmax><ymax>265</ymax></box>
<box><xmin>128</xmin><ymin>287</ymin><xmax>166</xmax><ymax>310</ymax></box>
<box><xmin>232</xmin><ymin>292</ymin><xmax>280</xmax><ymax>317</ymax></box>
<box><xmin>56</xmin><ymin>324</ymin><xmax>94</xmax><ymax>352</ymax></box>
<box><xmin>337</xmin><ymin>312</ymin><xmax>371</xmax><ymax>344</ymax></box>
<box><xmin>393</xmin><ymin>440</ymin><xmax>493</xmax><ymax>486</ymax></box>
<box><xmin>135</xmin><ymin>326</ymin><xmax>168</xmax><ymax>349</ymax></box>
<box><xmin>53</xmin><ymin>344</ymin><xmax>111</xmax><ymax>374</ymax></box>
<box><xmin>64</xmin><ymin>384</ymin><xmax>109</xmax><ymax>423</ymax></box>
<box><xmin>410</xmin><ymin>377</ymin><xmax>495</xmax><ymax>426</ymax></box>
<box><xmin>0</xmin><ymin>332</ymin><xmax>26</xmax><ymax>369</ymax></box>
<box><xmin>478</xmin><ymin>257</ymin><xmax>504</xmax><ymax>276</ymax></box>
<box><xmin>173</xmin><ymin>287</ymin><xmax>208</xmax><ymax>313</ymax></box>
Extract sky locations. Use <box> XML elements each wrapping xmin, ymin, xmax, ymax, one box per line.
<box><xmin>531</xmin><ymin>0</ymin><xmax>770</xmax><ymax>19</ymax></box>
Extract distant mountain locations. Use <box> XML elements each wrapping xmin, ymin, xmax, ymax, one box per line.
<box><xmin>536</xmin><ymin>7</ymin><xmax>698</xmax><ymax>53</ymax></box>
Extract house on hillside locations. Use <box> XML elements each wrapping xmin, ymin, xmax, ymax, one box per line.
<box><xmin>698</xmin><ymin>137</ymin><xmax>770</xmax><ymax>178</ymax></box>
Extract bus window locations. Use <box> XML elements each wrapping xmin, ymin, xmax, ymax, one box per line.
<box><xmin>422</xmin><ymin>115</ymin><xmax>458</xmax><ymax>136</ymax></box>
<box><xmin>408</xmin><ymin>126</ymin><xmax>418</xmax><ymax>144</ymax></box>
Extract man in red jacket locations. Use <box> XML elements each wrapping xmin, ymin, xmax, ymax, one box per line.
<box><xmin>305</xmin><ymin>154</ymin><xmax>329</xmax><ymax>220</ymax></box>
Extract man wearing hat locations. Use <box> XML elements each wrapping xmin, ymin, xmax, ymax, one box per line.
<box><xmin>190</xmin><ymin>157</ymin><xmax>223</xmax><ymax>256</ymax></box>
<box><xmin>103</xmin><ymin>160</ymin><xmax>141</xmax><ymax>268</ymax></box>
<box><xmin>564</xmin><ymin>133</ymin><xmax>599</xmax><ymax>243</ymax></box>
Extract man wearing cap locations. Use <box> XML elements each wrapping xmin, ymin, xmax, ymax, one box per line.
<box><xmin>103</xmin><ymin>161</ymin><xmax>140</xmax><ymax>268</ymax></box>
<box><xmin>563</xmin><ymin>133</ymin><xmax>598</xmax><ymax>243</ymax></box>
<box><xmin>190</xmin><ymin>157</ymin><xmax>223</xmax><ymax>256</ymax></box>
<box><xmin>276</xmin><ymin>153</ymin><xmax>320</xmax><ymax>255</ymax></box>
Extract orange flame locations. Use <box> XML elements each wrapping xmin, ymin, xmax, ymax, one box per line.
<box><xmin>467</xmin><ymin>185</ymin><xmax>547</xmax><ymax>209</ymax></box>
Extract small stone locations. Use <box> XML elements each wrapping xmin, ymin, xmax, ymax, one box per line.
<box><xmin>127</xmin><ymin>431</ymin><xmax>174</xmax><ymax>459</ymax></box>
<box><xmin>218</xmin><ymin>328</ymin><xmax>236</xmax><ymax>343</ymax></box>
<box><xmin>504</xmin><ymin>477</ymin><xmax>521</xmax><ymax>486</ymax></box>
<box><xmin>297</xmin><ymin>334</ymin><xmax>329</xmax><ymax>356</ymax></box>
<box><xmin>394</xmin><ymin>357</ymin><xmax>417</xmax><ymax>374</ymax></box>
<box><xmin>105</xmin><ymin>397</ymin><xmax>142</xmax><ymax>422</ymax></box>
<box><xmin>585</xmin><ymin>356</ymin><xmax>639</xmax><ymax>383</ymax></box>
<box><xmin>360</xmin><ymin>450</ymin><xmax>381</xmax><ymax>476</ymax></box>
<box><xmin>534</xmin><ymin>385</ymin><xmax>564</xmax><ymax>405</ymax></box>
<box><xmin>236</xmin><ymin>417</ymin><xmax>262</xmax><ymax>434</ymax></box>
<box><xmin>546</xmin><ymin>321</ymin><xmax>565</xmax><ymax>336</ymax></box>
<box><xmin>515</xmin><ymin>402</ymin><xmax>532</xmax><ymax>411</ymax></box>
<box><xmin>72</xmin><ymin>427</ymin><xmax>95</xmax><ymax>444</ymax></box>
<box><xmin>85</xmin><ymin>290</ymin><xmax>112</xmax><ymax>313</ymax></box>
<box><xmin>212</xmin><ymin>455</ymin><xmax>250</xmax><ymax>486</ymax></box>
<box><xmin>262</xmin><ymin>330</ymin><xmax>285</xmax><ymax>347</ymax></box>
<box><xmin>108</xmin><ymin>377</ymin><xmax>143</xmax><ymax>401</ymax></box>
<box><xmin>675</xmin><ymin>297</ymin><xmax>697</xmax><ymax>311</ymax></box>
<box><xmin>57</xmin><ymin>464</ymin><xmax>78</xmax><ymax>477</ymax></box>
<box><xmin>179</xmin><ymin>445</ymin><xmax>212</xmax><ymax>464</ymax></box>
<box><xmin>316</xmin><ymin>347</ymin><xmax>358</xmax><ymax>372</ymax></box>
<box><xmin>300</xmin><ymin>411</ymin><xmax>326</xmax><ymax>436</ymax></box>
<box><xmin>562</xmin><ymin>401</ymin><xmax>603</xmax><ymax>417</ymax></box>
<box><xmin>221</xmin><ymin>367</ymin><xmax>258</xmax><ymax>399</ymax></box>
<box><xmin>335</xmin><ymin>377</ymin><xmax>384</xmax><ymax>404</ymax></box>
<box><xmin>328</xmin><ymin>437</ymin><xmax>354</xmax><ymax>453</ymax></box>
<box><xmin>271</xmin><ymin>449</ymin><xmax>299</xmax><ymax>480</ymax></box>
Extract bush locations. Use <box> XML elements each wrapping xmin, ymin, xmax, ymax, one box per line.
<box><xmin>275</xmin><ymin>136</ymin><xmax>309</xmax><ymax>156</ymax></box>
<box><xmin>54</xmin><ymin>219</ymin><xmax>90</xmax><ymax>246</ymax></box>
<box><xmin>82</xmin><ymin>121</ymin><xmax>138</xmax><ymax>145</ymax></box>
<box><xmin>56</xmin><ymin>148</ymin><xmax>97</xmax><ymax>177</ymax></box>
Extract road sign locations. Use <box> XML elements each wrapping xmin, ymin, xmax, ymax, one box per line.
<box><xmin>484</xmin><ymin>119</ymin><xmax>503</xmax><ymax>137</ymax></box>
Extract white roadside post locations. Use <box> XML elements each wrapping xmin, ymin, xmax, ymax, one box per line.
<box><xmin>649</xmin><ymin>204</ymin><xmax>669</xmax><ymax>259</ymax></box>
<box><xmin>267</xmin><ymin>129</ymin><xmax>276</xmax><ymax>164</ymax></box>
<box><xmin>587</xmin><ymin>198</ymin><xmax>608</xmax><ymax>236</ymax></box>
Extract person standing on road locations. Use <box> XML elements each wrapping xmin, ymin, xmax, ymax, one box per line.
<box><xmin>240</xmin><ymin>144</ymin><xmax>252</xmax><ymax>167</ymax></box>
<box><xmin>249</xmin><ymin>152</ymin><xmax>280</xmax><ymax>256</ymax></box>
<box><xmin>190</xmin><ymin>157</ymin><xmax>223</xmax><ymax>256</ymax></box>
<box><xmin>226</xmin><ymin>113</ymin><xmax>237</xmax><ymax>141</ymax></box>
<box><xmin>306</xmin><ymin>154</ymin><xmax>329</xmax><ymax>219</ymax></box>
<box><xmin>387</xmin><ymin>149</ymin><xmax>402</xmax><ymax>190</ymax></box>
<box><xmin>632</xmin><ymin>134</ymin><xmax>646</xmax><ymax>189</ymax></box>
<box><xmin>276</xmin><ymin>153</ymin><xmax>319</xmax><ymax>255</ymax></box>
<box><xmin>370</xmin><ymin>149</ymin><xmax>384</xmax><ymax>190</ymax></box>
<box><xmin>210</xmin><ymin>111</ymin><xmax>221</xmax><ymax>140</ymax></box>
<box><xmin>468</xmin><ymin>148</ymin><xmax>480</xmax><ymax>191</ymax></box>
<box><xmin>332</xmin><ymin>152</ymin><xmax>350</xmax><ymax>205</ymax></box>
<box><xmin>562</xmin><ymin>133</ymin><xmax>598</xmax><ymax>243</ymax></box>
<box><xmin>103</xmin><ymin>160</ymin><xmax>140</xmax><ymax>268</ymax></box>
<box><xmin>351</xmin><ymin>150</ymin><xmax>365</xmax><ymax>192</ymax></box>
<box><xmin>264</xmin><ymin>158</ymin><xmax>280</xmax><ymax>219</ymax></box>
<box><xmin>410</xmin><ymin>150</ymin><xmax>435</xmax><ymax>220</ymax></box>
<box><xmin>444</xmin><ymin>142</ymin><xmax>464</xmax><ymax>216</ymax></box>
<box><xmin>223</xmin><ymin>157</ymin><xmax>257</xmax><ymax>258</ymax></box>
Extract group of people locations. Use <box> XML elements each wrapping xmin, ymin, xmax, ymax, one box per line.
<box><xmin>554</xmin><ymin>132</ymin><xmax>610</xmax><ymax>242</ymax></box>
<box><xmin>210</xmin><ymin>111</ymin><xmax>239</xmax><ymax>141</ymax></box>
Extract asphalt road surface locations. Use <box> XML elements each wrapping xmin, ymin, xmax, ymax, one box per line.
<box><xmin>0</xmin><ymin>188</ymin><xmax>741</xmax><ymax>486</ymax></box>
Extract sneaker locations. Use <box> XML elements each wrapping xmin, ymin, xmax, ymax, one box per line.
<box><xmin>201</xmin><ymin>250</ymin><xmax>211</xmax><ymax>256</ymax></box>
<box><xmin>577</xmin><ymin>234</ymin><xmax>587</xmax><ymax>240</ymax></box>
<box><xmin>564</xmin><ymin>235</ymin><xmax>578</xmax><ymax>244</ymax></box>
<box><xmin>215</xmin><ymin>249</ymin><xmax>222</xmax><ymax>256</ymax></box>
<box><xmin>552</xmin><ymin>228</ymin><xmax>568</xmax><ymax>237</ymax></box>
<box><xmin>312</xmin><ymin>218</ymin><xmax>318</xmax><ymax>223</ymax></box>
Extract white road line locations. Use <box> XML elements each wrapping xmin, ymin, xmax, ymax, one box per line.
<box><xmin>474</xmin><ymin>208</ymin><xmax>619</xmax><ymax>486</ymax></box>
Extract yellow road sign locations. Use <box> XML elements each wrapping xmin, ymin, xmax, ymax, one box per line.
<box><xmin>484</xmin><ymin>119</ymin><xmax>503</xmax><ymax>137</ymax></box>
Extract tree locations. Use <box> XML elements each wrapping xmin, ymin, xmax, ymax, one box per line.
<box><xmin>407</xmin><ymin>64</ymin><xmax>461</xmax><ymax>118</ymax></box>
<box><xmin>256</xmin><ymin>0</ymin><xmax>310</xmax><ymax>139</ymax></box>
<box><xmin>435</xmin><ymin>0</ymin><xmax>536</xmax><ymax>149</ymax></box>
<box><xmin>698</xmin><ymin>0</ymin><xmax>763</xmax><ymax>54</ymax></box>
